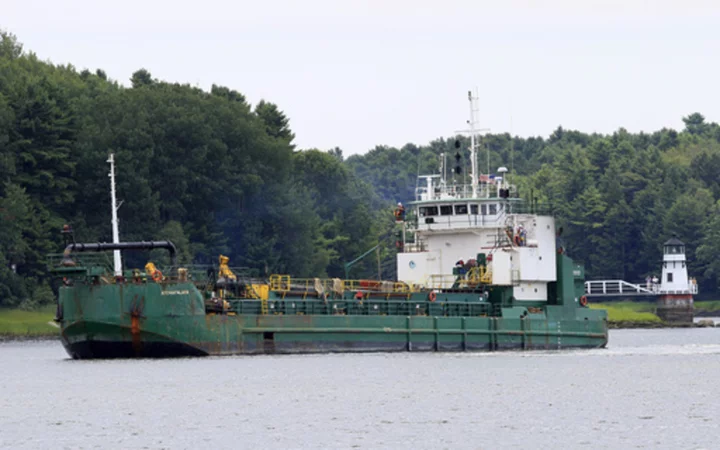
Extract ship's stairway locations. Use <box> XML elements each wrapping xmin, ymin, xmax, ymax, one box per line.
<box><xmin>585</xmin><ymin>280</ymin><xmax>656</xmax><ymax>297</ymax></box>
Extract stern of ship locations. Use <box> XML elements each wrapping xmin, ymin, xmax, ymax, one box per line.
<box><xmin>58</xmin><ymin>280</ymin><xmax>210</xmax><ymax>359</ymax></box>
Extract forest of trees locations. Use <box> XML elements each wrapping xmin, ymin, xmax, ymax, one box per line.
<box><xmin>347</xmin><ymin>117</ymin><xmax>720</xmax><ymax>299</ymax></box>
<box><xmin>2</xmin><ymin>30</ymin><xmax>720</xmax><ymax>307</ymax></box>
<box><xmin>0</xmin><ymin>31</ymin><xmax>390</xmax><ymax>307</ymax></box>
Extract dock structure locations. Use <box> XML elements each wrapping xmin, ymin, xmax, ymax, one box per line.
<box><xmin>584</xmin><ymin>236</ymin><xmax>697</xmax><ymax>324</ymax></box>
<box><xmin>585</xmin><ymin>280</ymin><xmax>656</xmax><ymax>297</ymax></box>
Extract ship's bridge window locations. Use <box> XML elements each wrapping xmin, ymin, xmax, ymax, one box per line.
<box><xmin>419</xmin><ymin>206</ymin><xmax>438</xmax><ymax>217</ymax></box>
<box><xmin>488</xmin><ymin>204</ymin><xmax>497</xmax><ymax>215</ymax></box>
<box><xmin>440</xmin><ymin>205</ymin><xmax>453</xmax><ymax>216</ymax></box>
<box><xmin>454</xmin><ymin>204</ymin><xmax>468</xmax><ymax>215</ymax></box>
<box><xmin>470</xmin><ymin>204</ymin><xmax>478</xmax><ymax>215</ymax></box>
<box><xmin>481</xmin><ymin>204</ymin><xmax>487</xmax><ymax>215</ymax></box>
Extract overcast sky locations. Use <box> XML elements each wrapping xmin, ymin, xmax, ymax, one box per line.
<box><xmin>4</xmin><ymin>0</ymin><xmax>720</xmax><ymax>155</ymax></box>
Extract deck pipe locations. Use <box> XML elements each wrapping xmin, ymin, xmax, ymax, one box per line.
<box><xmin>62</xmin><ymin>241</ymin><xmax>177</xmax><ymax>267</ymax></box>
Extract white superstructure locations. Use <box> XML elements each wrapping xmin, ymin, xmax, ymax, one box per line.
<box><xmin>396</xmin><ymin>92</ymin><xmax>558</xmax><ymax>301</ymax></box>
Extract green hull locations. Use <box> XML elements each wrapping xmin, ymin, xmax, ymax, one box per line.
<box><xmin>58</xmin><ymin>285</ymin><xmax>607</xmax><ymax>359</ymax></box>
<box><xmin>61</xmin><ymin>316</ymin><xmax>607</xmax><ymax>358</ymax></box>
<box><xmin>55</xmin><ymin>253</ymin><xmax>608</xmax><ymax>358</ymax></box>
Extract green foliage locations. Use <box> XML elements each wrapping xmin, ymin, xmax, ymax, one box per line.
<box><xmin>346</xmin><ymin>110</ymin><xmax>720</xmax><ymax>298</ymax></box>
<box><xmin>0</xmin><ymin>31</ymin><xmax>22</xmax><ymax>60</ymax></box>
<box><xmin>683</xmin><ymin>113</ymin><xmax>708</xmax><ymax>136</ymax></box>
<box><xmin>693</xmin><ymin>300</ymin><xmax>720</xmax><ymax>313</ymax></box>
<box><xmin>0</xmin><ymin>31</ymin><xmax>391</xmax><ymax>305</ymax></box>
<box><xmin>589</xmin><ymin>302</ymin><xmax>662</xmax><ymax>323</ymax></box>
<box><xmin>130</xmin><ymin>68</ymin><xmax>154</xmax><ymax>88</ymax></box>
<box><xmin>696</xmin><ymin>201</ymin><xmax>720</xmax><ymax>293</ymax></box>
<box><xmin>255</xmin><ymin>100</ymin><xmax>295</xmax><ymax>144</ymax></box>
<box><xmin>0</xmin><ymin>305</ymin><xmax>57</xmax><ymax>336</ymax></box>
<box><xmin>3</xmin><ymin>29</ymin><xmax>720</xmax><ymax>307</ymax></box>
<box><xmin>663</xmin><ymin>188</ymin><xmax>713</xmax><ymax>276</ymax></box>
<box><xmin>19</xmin><ymin>281</ymin><xmax>54</xmax><ymax>310</ymax></box>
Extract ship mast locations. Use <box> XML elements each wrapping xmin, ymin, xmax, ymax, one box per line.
<box><xmin>107</xmin><ymin>153</ymin><xmax>122</xmax><ymax>276</ymax></box>
<box><xmin>458</xmin><ymin>89</ymin><xmax>488</xmax><ymax>198</ymax></box>
<box><xmin>468</xmin><ymin>91</ymin><xmax>478</xmax><ymax>198</ymax></box>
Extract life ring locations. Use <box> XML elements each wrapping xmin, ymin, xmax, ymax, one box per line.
<box><xmin>151</xmin><ymin>270</ymin><xmax>163</xmax><ymax>282</ymax></box>
<box><xmin>428</xmin><ymin>291</ymin><xmax>437</xmax><ymax>302</ymax></box>
<box><xmin>579</xmin><ymin>295</ymin><xmax>588</xmax><ymax>307</ymax></box>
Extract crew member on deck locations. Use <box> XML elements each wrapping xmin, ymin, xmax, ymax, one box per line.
<box><xmin>455</xmin><ymin>259</ymin><xmax>467</xmax><ymax>275</ymax></box>
<box><xmin>394</xmin><ymin>202</ymin><xmax>406</xmax><ymax>221</ymax></box>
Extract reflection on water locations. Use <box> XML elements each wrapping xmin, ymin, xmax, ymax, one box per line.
<box><xmin>1</xmin><ymin>328</ymin><xmax>718</xmax><ymax>449</ymax></box>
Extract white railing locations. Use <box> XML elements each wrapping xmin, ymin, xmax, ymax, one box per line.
<box><xmin>416</xmin><ymin>212</ymin><xmax>507</xmax><ymax>231</ymax></box>
<box><xmin>664</xmin><ymin>283</ymin><xmax>699</xmax><ymax>295</ymax></box>
<box><xmin>585</xmin><ymin>280</ymin><xmax>655</xmax><ymax>296</ymax></box>
<box><xmin>585</xmin><ymin>280</ymin><xmax>699</xmax><ymax>296</ymax></box>
<box><xmin>416</xmin><ymin>183</ymin><xmax>497</xmax><ymax>201</ymax></box>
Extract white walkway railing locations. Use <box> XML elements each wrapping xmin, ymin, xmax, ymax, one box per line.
<box><xmin>585</xmin><ymin>280</ymin><xmax>698</xmax><ymax>297</ymax></box>
<box><xmin>585</xmin><ymin>280</ymin><xmax>656</xmax><ymax>297</ymax></box>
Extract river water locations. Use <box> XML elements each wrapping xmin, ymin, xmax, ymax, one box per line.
<box><xmin>1</xmin><ymin>329</ymin><xmax>718</xmax><ymax>450</ymax></box>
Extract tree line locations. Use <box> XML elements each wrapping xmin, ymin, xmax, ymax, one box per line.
<box><xmin>0</xmin><ymin>31</ymin><xmax>386</xmax><ymax>307</ymax></box>
<box><xmin>2</xmin><ymin>29</ymin><xmax>720</xmax><ymax>307</ymax></box>
<box><xmin>346</xmin><ymin>116</ymin><xmax>720</xmax><ymax>298</ymax></box>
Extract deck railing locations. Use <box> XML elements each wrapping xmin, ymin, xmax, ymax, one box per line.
<box><xmin>221</xmin><ymin>297</ymin><xmax>495</xmax><ymax>317</ymax></box>
<box><xmin>426</xmin><ymin>267</ymin><xmax>492</xmax><ymax>290</ymax></box>
<box><xmin>268</xmin><ymin>275</ymin><xmax>414</xmax><ymax>296</ymax></box>
<box><xmin>415</xmin><ymin>183</ymin><xmax>505</xmax><ymax>201</ymax></box>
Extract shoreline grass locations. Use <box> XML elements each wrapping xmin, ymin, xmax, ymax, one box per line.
<box><xmin>589</xmin><ymin>301</ymin><xmax>663</xmax><ymax>324</ymax></box>
<box><xmin>0</xmin><ymin>306</ymin><xmax>59</xmax><ymax>338</ymax></box>
<box><xmin>694</xmin><ymin>301</ymin><xmax>720</xmax><ymax>314</ymax></box>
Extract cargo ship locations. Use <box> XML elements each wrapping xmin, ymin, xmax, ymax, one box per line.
<box><xmin>51</xmin><ymin>93</ymin><xmax>608</xmax><ymax>358</ymax></box>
